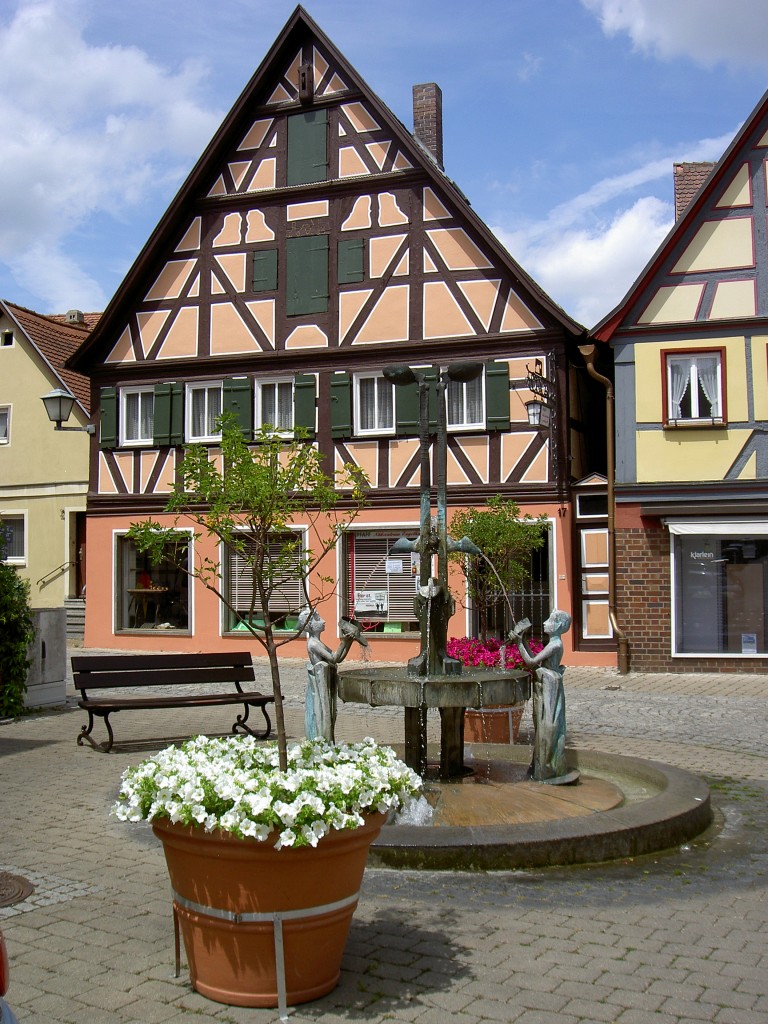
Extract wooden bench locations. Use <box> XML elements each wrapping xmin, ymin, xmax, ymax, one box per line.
<box><xmin>71</xmin><ymin>652</ymin><xmax>273</xmax><ymax>752</ymax></box>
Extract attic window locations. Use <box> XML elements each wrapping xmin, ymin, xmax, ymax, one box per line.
<box><xmin>1</xmin><ymin>331</ymin><xmax>13</xmax><ymax>347</ymax></box>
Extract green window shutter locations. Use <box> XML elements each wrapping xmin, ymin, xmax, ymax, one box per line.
<box><xmin>338</xmin><ymin>238</ymin><xmax>364</xmax><ymax>284</ymax></box>
<box><xmin>99</xmin><ymin>387</ymin><xmax>117</xmax><ymax>449</ymax></box>
<box><xmin>330</xmin><ymin>372</ymin><xmax>351</xmax><ymax>438</ymax></box>
<box><xmin>287</xmin><ymin>109</ymin><xmax>328</xmax><ymax>186</ymax></box>
<box><xmin>485</xmin><ymin>361</ymin><xmax>511</xmax><ymax>432</ymax></box>
<box><xmin>223</xmin><ymin>377</ymin><xmax>253</xmax><ymax>438</ymax></box>
<box><xmin>287</xmin><ymin>234</ymin><xmax>329</xmax><ymax>315</ymax></box>
<box><xmin>294</xmin><ymin>373</ymin><xmax>317</xmax><ymax>437</ymax></box>
<box><xmin>252</xmin><ymin>249</ymin><xmax>278</xmax><ymax>292</ymax></box>
<box><xmin>425</xmin><ymin>366</ymin><xmax>440</xmax><ymax>432</ymax></box>
<box><xmin>395</xmin><ymin>379</ymin><xmax>419</xmax><ymax>436</ymax></box>
<box><xmin>153</xmin><ymin>383</ymin><xmax>184</xmax><ymax>446</ymax></box>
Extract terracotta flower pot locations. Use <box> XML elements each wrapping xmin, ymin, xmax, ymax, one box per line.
<box><xmin>464</xmin><ymin>704</ymin><xmax>524</xmax><ymax>744</ymax></box>
<box><xmin>152</xmin><ymin>812</ymin><xmax>386</xmax><ymax>1008</ymax></box>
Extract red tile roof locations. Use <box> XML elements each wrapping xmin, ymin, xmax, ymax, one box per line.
<box><xmin>3</xmin><ymin>302</ymin><xmax>97</xmax><ymax>413</ymax></box>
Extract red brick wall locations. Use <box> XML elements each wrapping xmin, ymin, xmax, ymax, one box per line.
<box><xmin>617</xmin><ymin>524</ymin><xmax>768</xmax><ymax>673</ymax></box>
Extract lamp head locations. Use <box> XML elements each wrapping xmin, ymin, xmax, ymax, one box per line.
<box><xmin>446</xmin><ymin>361</ymin><xmax>483</xmax><ymax>383</ymax></box>
<box><xmin>383</xmin><ymin>365</ymin><xmax>418</xmax><ymax>386</ymax></box>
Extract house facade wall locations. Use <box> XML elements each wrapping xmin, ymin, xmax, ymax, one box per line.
<box><xmin>604</xmin><ymin>97</ymin><xmax>768</xmax><ymax>673</ymax></box>
<box><xmin>0</xmin><ymin>312</ymin><xmax>89</xmax><ymax>608</ymax></box>
<box><xmin>75</xmin><ymin>11</ymin><xmax>612</xmax><ymax>666</ymax></box>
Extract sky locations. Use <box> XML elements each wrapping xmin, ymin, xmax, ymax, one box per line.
<box><xmin>2</xmin><ymin>0</ymin><xmax>768</xmax><ymax>330</ymax></box>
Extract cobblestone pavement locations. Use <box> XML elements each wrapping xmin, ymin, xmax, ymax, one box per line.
<box><xmin>0</xmin><ymin>652</ymin><xmax>766</xmax><ymax>1023</ymax></box>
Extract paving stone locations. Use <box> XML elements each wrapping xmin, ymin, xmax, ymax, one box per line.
<box><xmin>1</xmin><ymin>654</ymin><xmax>767</xmax><ymax>1024</ymax></box>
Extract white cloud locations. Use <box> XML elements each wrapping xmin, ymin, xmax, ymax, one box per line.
<box><xmin>582</xmin><ymin>0</ymin><xmax>768</xmax><ymax>69</ymax></box>
<box><xmin>492</xmin><ymin>124</ymin><xmax>738</xmax><ymax>328</ymax></box>
<box><xmin>495</xmin><ymin>197</ymin><xmax>673</xmax><ymax>328</ymax></box>
<box><xmin>0</xmin><ymin>0</ymin><xmax>221</xmax><ymax>311</ymax></box>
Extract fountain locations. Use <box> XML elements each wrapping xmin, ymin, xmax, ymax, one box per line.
<box><xmin>337</xmin><ymin>362</ymin><xmax>530</xmax><ymax>779</ymax></box>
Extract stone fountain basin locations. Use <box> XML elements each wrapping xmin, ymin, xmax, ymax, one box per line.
<box><xmin>337</xmin><ymin>667</ymin><xmax>530</xmax><ymax>709</ymax></box>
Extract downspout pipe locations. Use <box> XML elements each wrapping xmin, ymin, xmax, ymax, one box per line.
<box><xmin>578</xmin><ymin>343</ymin><xmax>630</xmax><ymax>674</ymax></box>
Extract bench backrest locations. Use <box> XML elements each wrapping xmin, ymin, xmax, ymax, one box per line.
<box><xmin>71</xmin><ymin>652</ymin><xmax>256</xmax><ymax>692</ymax></box>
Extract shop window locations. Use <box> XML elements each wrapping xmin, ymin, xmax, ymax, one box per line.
<box><xmin>0</xmin><ymin>514</ymin><xmax>25</xmax><ymax>563</ymax></box>
<box><xmin>673</xmin><ymin>532</ymin><xmax>768</xmax><ymax>655</ymax></box>
<box><xmin>446</xmin><ymin>374</ymin><xmax>484</xmax><ymax>430</ymax></box>
<box><xmin>224</xmin><ymin>531</ymin><xmax>304</xmax><ymax>633</ymax></box>
<box><xmin>354</xmin><ymin>373</ymin><xmax>394</xmax><ymax>435</ymax></box>
<box><xmin>186</xmin><ymin>382</ymin><xmax>223</xmax><ymax>441</ymax></box>
<box><xmin>120</xmin><ymin>387</ymin><xmax>154</xmax><ymax>446</ymax></box>
<box><xmin>343</xmin><ymin>530</ymin><xmax>420</xmax><ymax>633</ymax></box>
<box><xmin>0</xmin><ymin>406</ymin><xmax>9</xmax><ymax>444</ymax></box>
<box><xmin>473</xmin><ymin>531</ymin><xmax>552</xmax><ymax>640</ymax></box>
<box><xmin>665</xmin><ymin>351</ymin><xmax>724</xmax><ymax>425</ymax></box>
<box><xmin>116</xmin><ymin>535</ymin><xmax>190</xmax><ymax>632</ymax></box>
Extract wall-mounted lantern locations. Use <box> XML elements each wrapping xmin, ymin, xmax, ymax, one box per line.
<box><xmin>41</xmin><ymin>389</ymin><xmax>95</xmax><ymax>433</ymax></box>
<box><xmin>525</xmin><ymin>359</ymin><xmax>555</xmax><ymax>429</ymax></box>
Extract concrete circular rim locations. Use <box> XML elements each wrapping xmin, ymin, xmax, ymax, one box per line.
<box><xmin>369</xmin><ymin>747</ymin><xmax>713</xmax><ymax>870</ymax></box>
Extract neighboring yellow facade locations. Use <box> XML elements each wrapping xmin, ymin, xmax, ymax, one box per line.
<box><xmin>633</xmin><ymin>334</ymin><xmax>761</xmax><ymax>484</ymax></box>
<box><xmin>0</xmin><ymin>311</ymin><xmax>89</xmax><ymax>608</ymax></box>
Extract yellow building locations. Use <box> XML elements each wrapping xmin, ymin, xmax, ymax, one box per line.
<box><xmin>0</xmin><ymin>301</ymin><xmax>94</xmax><ymax>627</ymax></box>
<box><xmin>595</xmin><ymin>90</ymin><xmax>768</xmax><ymax>672</ymax></box>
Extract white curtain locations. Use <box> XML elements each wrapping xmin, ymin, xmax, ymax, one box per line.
<box><xmin>668</xmin><ymin>357</ymin><xmax>692</xmax><ymax>419</ymax></box>
<box><xmin>696</xmin><ymin>356</ymin><xmax>720</xmax><ymax>418</ymax></box>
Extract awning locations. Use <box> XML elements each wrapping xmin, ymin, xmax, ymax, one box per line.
<box><xmin>665</xmin><ymin>518</ymin><xmax>768</xmax><ymax>535</ymax></box>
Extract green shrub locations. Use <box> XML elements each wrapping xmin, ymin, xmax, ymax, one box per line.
<box><xmin>0</xmin><ymin>560</ymin><xmax>35</xmax><ymax>717</ymax></box>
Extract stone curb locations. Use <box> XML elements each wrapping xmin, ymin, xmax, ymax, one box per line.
<box><xmin>369</xmin><ymin>747</ymin><xmax>713</xmax><ymax>871</ymax></box>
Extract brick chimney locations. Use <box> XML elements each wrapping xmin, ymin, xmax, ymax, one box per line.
<box><xmin>673</xmin><ymin>162</ymin><xmax>715</xmax><ymax>221</ymax></box>
<box><xmin>413</xmin><ymin>83</ymin><xmax>443</xmax><ymax>170</ymax></box>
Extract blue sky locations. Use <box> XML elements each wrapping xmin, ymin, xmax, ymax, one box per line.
<box><xmin>2</xmin><ymin>0</ymin><xmax>768</xmax><ymax>328</ymax></box>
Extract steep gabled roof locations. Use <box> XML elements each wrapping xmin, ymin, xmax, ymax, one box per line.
<box><xmin>2</xmin><ymin>300</ymin><xmax>94</xmax><ymax>413</ymax></box>
<box><xmin>69</xmin><ymin>5</ymin><xmax>582</xmax><ymax>372</ymax></box>
<box><xmin>593</xmin><ymin>86</ymin><xmax>768</xmax><ymax>342</ymax></box>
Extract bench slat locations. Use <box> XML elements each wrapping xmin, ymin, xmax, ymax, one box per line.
<box><xmin>73</xmin><ymin>666</ymin><xmax>256</xmax><ymax>690</ymax></box>
<box><xmin>71</xmin><ymin>652</ymin><xmax>253</xmax><ymax>672</ymax></box>
<box><xmin>79</xmin><ymin>691</ymin><xmax>271</xmax><ymax>711</ymax></box>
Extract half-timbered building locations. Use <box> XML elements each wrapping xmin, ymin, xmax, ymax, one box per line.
<box><xmin>594</xmin><ymin>88</ymin><xmax>768</xmax><ymax>671</ymax></box>
<box><xmin>70</xmin><ymin>6</ymin><xmax>610</xmax><ymax>665</ymax></box>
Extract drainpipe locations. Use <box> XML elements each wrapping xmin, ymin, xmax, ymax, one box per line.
<box><xmin>578</xmin><ymin>343</ymin><xmax>630</xmax><ymax>674</ymax></box>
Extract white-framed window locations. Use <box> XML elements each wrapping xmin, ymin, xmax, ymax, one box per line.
<box><xmin>1</xmin><ymin>330</ymin><xmax>13</xmax><ymax>347</ymax></box>
<box><xmin>343</xmin><ymin>528</ymin><xmax>421</xmax><ymax>633</ymax></box>
<box><xmin>120</xmin><ymin>387</ymin><xmax>154</xmax><ymax>446</ymax></box>
<box><xmin>446</xmin><ymin>374</ymin><xmax>484</xmax><ymax>430</ymax></box>
<box><xmin>256</xmin><ymin>378</ymin><xmax>294</xmax><ymax>433</ymax></box>
<box><xmin>0</xmin><ymin>406</ymin><xmax>10</xmax><ymax>444</ymax></box>
<box><xmin>354</xmin><ymin>373</ymin><xmax>394</xmax><ymax>435</ymax></box>
<box><xmin>224</xmin><ymin>529</ymin><xmax>305</xmax><ymax>632</ymax></box>
<box><xmin>670</xmin><ymin>523</ymin><xmax>768</xmax><ymax>656</ymax></box>
<box><xmin>665</xmin><ymin>350</ymin><xmax>724</xmax><ymax>425</ymax></box>
<box><xmin>116</xmin><ymin>532</ymin><xmax>190</xmax><ymax>632</ymax></box>
<box><xmin>186</xmin><ymin>382</ymin><xmax>223</xmax><ymax>441</ymax></box>
<box><xmin>1</xmin><ymin>513</ymin><xmax>26</xmax><ymax>564</ymax></box>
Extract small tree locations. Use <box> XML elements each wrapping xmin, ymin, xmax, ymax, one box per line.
<box><xmin>128</xmin><ymin>418</ymin><xmax>368</xmax><ymax>770</ymax></box>
<box><xmin>449</xmin><ymin>496</ymin><xmax>548</xmax><ymax>642</ymax></box>
<box><xmin>0</xmin><ymin>539</ymin><xmax>35</xmax><ymax>717</ymax></box>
